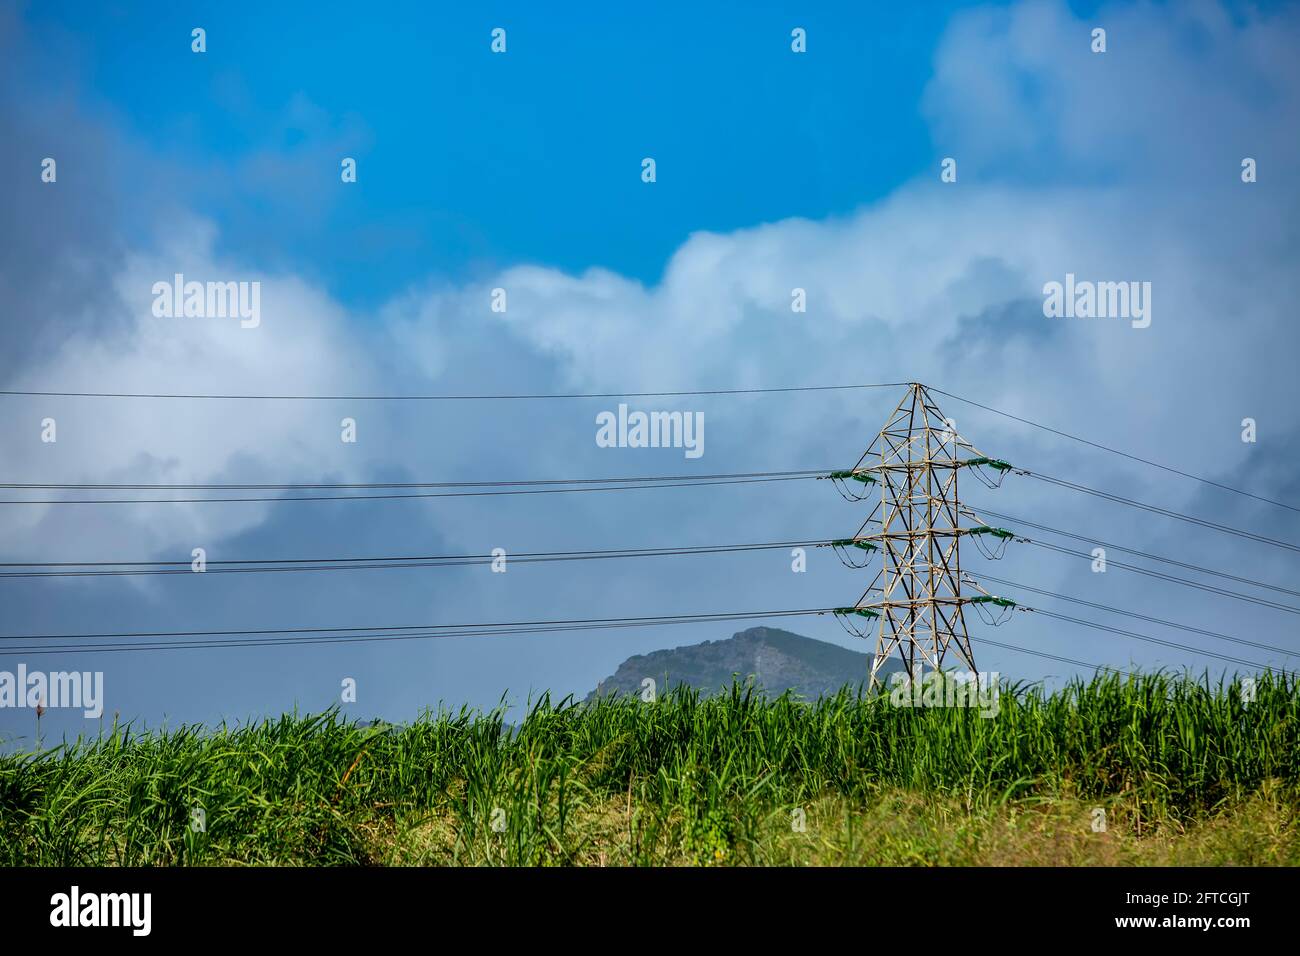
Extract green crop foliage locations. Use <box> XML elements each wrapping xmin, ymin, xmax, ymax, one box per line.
<box><xmin>0</xmin><ymin>670</ymin><xmax>1296</xmax><ymax>865</ymax></box>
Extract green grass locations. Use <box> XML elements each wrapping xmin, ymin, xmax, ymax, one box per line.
<box><xmin>1</xmin><ymin>670</ymin><xmax>1297</xmax><ymax>865</ymax></box>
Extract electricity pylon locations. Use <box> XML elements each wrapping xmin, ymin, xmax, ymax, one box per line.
<box><xmin>825</xmin><ymin>383</ymin><xmax>1012</xmax><ymax>688</ymax></box>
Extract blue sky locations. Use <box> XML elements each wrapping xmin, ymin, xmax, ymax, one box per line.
<box><xmin>20</xmin><ymin>1</ymin><xmax>981</xmax><ymax>297</ymax></box>
<box><xmin>2</xmin><ymin>0</ymin><xmax>1299</xmax><ymax>747</ymax></box>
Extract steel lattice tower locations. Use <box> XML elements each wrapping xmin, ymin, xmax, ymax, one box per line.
<box><xmin>828</xmin><ymin>383</ymin><xmax>1012</xmax><ymax>688</ymax></box>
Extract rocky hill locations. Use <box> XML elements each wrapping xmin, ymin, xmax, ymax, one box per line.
<box><xmin>589</xmin><ymin>625</ymin><xmax>904</xmax><ymax>700</ymax></box>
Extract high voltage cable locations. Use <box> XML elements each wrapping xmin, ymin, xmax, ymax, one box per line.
<box><xmin>976</xmin><ymin>572</ymin><xmax>1300</xmax><ymax>659</ymax></box>
<box><xmin>0</xmin><ymin>617</ymin><xmax>1143</xmax><ymax>678</ymax></box>
<box><xmin>5</xmin><ymin>504</ymin><xmax>1287</xmax><ymax>603</ymax></box>
<box><xmin>0</xmin><ymin>469</ymin><xmax>827</xmax><ymax>491</ymax></box>
<box><xmin>0</xmin><ymin>595</ymin><xmax>1271</xmax><ymax>675</ymax></box>
<box><xmin>0</xmin><ymin>474</ymin><xmax>812</xmax><ymax>506</ymax></box>
<box><xmin>0</xmin><ymin>621</ymin><xmax>795</xmax><ymax>655</ymax></box>
<box><xmin>1022</xmin><ymin>539</ymin><xmax>1300</xmax><ymax>614</ymax></box>
<box><xmin>7</xmin><ymin>465</ymin><xmax>1294</xmax><ymax>558</ymax></box>
<box><xmin>6</xmin><ymin>373</ymin><xmax>1291</xmax><ymax>677</ymax></box>
<box><xmin>0</xmin><ymin>607</ymin><xmax>832</xmax><ymax>643</ymax></box>
<box><xmin>0</xmin><ymin>576</ymin><xmax>1280</xmax><ymax>673</ymax></box>
<box><xmin>973</xmin><ymin>506</ymin><xmax>1300</xmax><ymax>600</ymax></box>
<box><xmin>1026</xmin><ymin>608</ymin><xmax>1278</xmax><ymax>672</ymax></box>
<box><xmin>0</xmin><ymin>608</ymin><xmax>833</xmax><ymax>654</ymax></box>
<box><xmin>967</xmin><ymin>635</ymin><xmax>1131</xmax><ymax>677</ymax></box>
<box><xmin>9</xmin><ymin>377</ymin><xmax>1291</xmax><ymax>518</ymax></box>
<box><xmin>0</xmin><ymin>600</ymin><xmax>1133</xmax><ymax>674</ymax></box>
<box><xmin>1023</xmin><ymin>470</ymin><xmax>1300</xmax><ymax>554</ymax></box>
<box><xmin>0</xmin><ymin>382</ymin><xmax>909</xmax><ymax>401</ymax></box>
<box><xmin>932</xmin><ymin>386</ymin><xmax>1300</xmax><ymax>515</ymax></box>
<box><xmin>0</xmin><ymin>538</ymin><xmax>826</xmax><ymax>578</ymax></box>
<box><xmin>6</xmin><ymin>475</ymin><xmax>1292</xmax><ymax>625</ymax></box>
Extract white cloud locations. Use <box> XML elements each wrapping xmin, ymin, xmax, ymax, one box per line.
<box><xmin>0</xmin><ymin>221</ymin><xmax>385</xmax><ymax>559</ymax></box>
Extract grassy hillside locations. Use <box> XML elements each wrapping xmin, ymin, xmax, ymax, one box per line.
<box><xmin>1</xmin><ymin>671</ymin><xmax>1297</xmax><ymax>866</ymax></box>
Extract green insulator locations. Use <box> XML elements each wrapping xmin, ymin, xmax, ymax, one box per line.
<box><xmin>827</xmin><ymin>469</ymin><xmax>877</xmax><ymax>484</ymax></box>
<box><xmin>831</xmin><ymin>538</ymin><xmax>879</xmax><ymax>551</ymax></box>
<box><xmin>962</xmin><ymin>457</ymin><xmax>1013</xmax><ymax>472</ymax></box>
<box><xmin>833</xmin><ymin>607</ymin><xmax>881</xmax><ymax>619</ymax></box>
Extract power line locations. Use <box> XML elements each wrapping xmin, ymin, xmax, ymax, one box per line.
<box><xmin>1025</xmin><ymin>607</ymin><xmax>1278</xmax><ymax>672</ymax></box>
<box><xmin>0</xmin><ymin>474</ymin><xmax>814</xmax><ymax>506</ymax></box>
<box><xmin>0</xmin><ymin>382</ymin><xmax>909</xmax><ymax>401</ymax></box>
<box><xmin>0</xmin><ymin>607</ymin><xmax>832</xmax><ymax>654</ymax></box>
<box><xmin>0</xmin><ymin>587</ymin><xmax>1266</xmax><ymax>677</ymax></box>
<box><xmin>973</xmin><ymin>506</ymin><xmax>1300</xmax><ymax>600</ymax></box>
<box><xmin>968</xmin><ymin>634</ymin><xmax>1130</xmax><ymax>677</ymax></box>
<box><xmin>1021</xmin><ymin>539</ymin><xmax>1300</xmax><ymax>614</ymax></box>
<box><xmin>976</xmin><ymin>572</ymin><xmax>1300</xmax><ymax>659</ymax></box>
<box><xmin>0</xmin><ymin>597</ymin><xmax>1135</xmax><ymax>677</ymax></box>
<box><xmin>0</xmin><ymin>538</ymin><xmax>826</xmax><ymax>578</ymax></box>
<box><xmin>932</xmin><ymin>386</ymin><xmax>1300</xmax><ymax>515</ymax></box>
<box><xmin>0</xmin><ymin>469</ymin><xmax>826</xmax><ymax>491</ymax></box>
<box><xmin>11</xmin><ymin>376</ymin><xmax>1292</xmax><ymax>518</ymax></box>
<box><xmin>0</xmin><ymin>607</ymin><xmax>832</xmax><ymax>642</ymax></box>
<box><xmin>12</xmin><ymin>489</ymin><xmax>1283</xmax><ymax>601</ymax></box>
<box><xmin>1023</xmin><ymin>470</ymin><xmax>1300</xmax><ymax>554</ymax></box>
<box><xmin>0</xmin><ymin>613</ymin><xmax>1141</xmax><ymax>679</ymax></box>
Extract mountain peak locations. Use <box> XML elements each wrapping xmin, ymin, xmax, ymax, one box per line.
<box><xmin>589</xmin><ymin>626</ymin><xmax>903</xmax><ymax>701</ymax></box>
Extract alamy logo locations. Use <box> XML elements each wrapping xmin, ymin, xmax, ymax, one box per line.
<box><xmin>50</xmin><ymin>886</ymin><xmax>151</xmax><ymax>936</ymax></box>
<box><xmin>151</xmin><ymin>273</ymin><xmax>261</xmax><ymax>328</ymax></box>
<box><xmin>889</xmin><ymin>669</ymin><xmax>1000</xmax><ymax>718</ymax></box>
<box><xmin>1042</xmin><ymin>273</ymin><xmax>1151</xmax><ymax>328</ymax></box>
<box><xmin>595</xmin><ymin>404</ymin><xmax>704</xmax><ymax>459</ymax></box>
<box><xmin>0</xmin><ymin>665</ymin><xmax>103</xmax><ymax>718</ymax></box>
